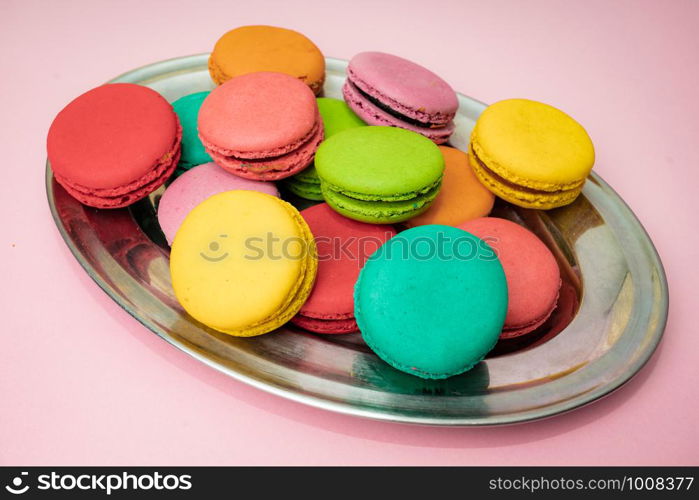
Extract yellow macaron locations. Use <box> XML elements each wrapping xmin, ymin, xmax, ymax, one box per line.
<box><xmin>469</xmin><ymin>98</ymin><xmax>595</xmax><ymax>209</ymax></box>
<box><xmin>170</xmin><ymin>190</ymin><xmax>317</xmax><ymax>337</ymax></box>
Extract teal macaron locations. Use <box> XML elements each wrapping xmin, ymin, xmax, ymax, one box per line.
<box><xmin>282</xmin><ymin>97</ymin><xmax>366</xmax><ymax>200</ymax></box>
<box><xmin>354</xmin><ymin>225</ymin><xmax>508</xmax><ymax>379</ymax></box>
<box><xmin>172</xmin><ymin>91</ymin><xmax>212</xmax><ymax>175</ymax></box>
<box><xmin>315</xmin><ymin>126</ymin><xmax>444</xmax><ymax>223</ymax></box>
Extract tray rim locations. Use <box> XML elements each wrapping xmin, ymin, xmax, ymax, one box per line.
<box><xmin>45</xmin><ymin>54</ymin><xmax>669</xmax><ymax>426</ymax></box>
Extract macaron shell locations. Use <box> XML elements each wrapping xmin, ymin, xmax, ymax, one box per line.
<box><xmin>406</xmin><ymin>146</ymin><xmax>494</xmax><ymax>227</ymax></box>
<box><xmin>48</xmin><ymin>83</ymin><xmax>180</xmax><ymax>190</ymax></box>
<box><xmin>347</xmin><ymin>52</ymin><xmax>458</xmax><ymax>123</ymax></box>
<box><xmin>208</xmin><ymin>25</ymin><xmax>325</xmax><ymax>94</ymax></box>
<box><xmin>315</xmin><ymin>126</ymin><xmax>444</xmax><ymax>198</ymax></box>
<box><xmin>471</xmin><ymin>98</ymin><xmax>594</xmax><ymax>191</ymax></box>
<box><xmin>58</xmin><ymin>143</ymin><xmax>179</xmax><ymax>209</ymax></box>
<box><xmin>458</xmin><ymin>217</ymin><xmax>561</xmax><ymax>336</ymax></box>
<box><xmin>469</xmin><ymin>144</ymin><xmax>583</xmax><ymax>209</ymax></box>
<box><xmin>342</xmin><ymin>81</ymin><xmax>454</xmax><ymax>144</ymax></box>
<box><xmin>355</xmin><ymin>225</ymin><xmax>507</xmax><ymax>379</ymax></box>
<box><xmin>208</xmin><ymin>117</ymin><xmax>323</xmax><ymax>180</ymax></box>
<box><xmin>292</xmin><ymin>314</ymin><xmax>358</xmax><ymax>334</ymax></box>
<box><xmin>198</xmin><ymin>72</ymin><xmax>318</xmax><ymax>156</ymax></box>
<box><xmin>172</xmin><ymin>91</ymin><xmax>212</xmax><ymax>171</ymax></box>
<box><xmin>282</xmin><ymin>173</ymin><xmax>324</xmax><ymax>200</ymax></box>
<box><xmin>170</xmin><ymin>190</ymin><xmax>317</xmax><ymax>337</ymax></box>
<box><xmin>283</xmin><ymin>98</ymin><xmax>367</xmax><ymax>200</ymax></box>
<box><xmin>293</xmin><ymin>203</ymin><xmax>396</xmax><ymax>333</ymax></box>
<box><xmin>316</xmin><ymin>97</ymin><xmax>366</xmax><ymax>137</ymax></box>
<box><xmin>157</xmin><ymin>162</ymin><xmax>279</xmax><ymax>244</ymax></box>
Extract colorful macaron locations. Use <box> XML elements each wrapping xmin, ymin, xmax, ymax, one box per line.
<box><xmin>292</xmin><ymin>203</ymin><xmax>396</xmax><ymax>334</ymax></box>
<box><xmin>170</xmin><ymin>190</ymin><xmax>317</xmax><ymax>337</ymax></box>
<box><xmin>405</xmin><ymin>146</ymin><xmax>494</xmax><ymax>228</ymax></box>
<box><xmin>469</xmin><ymin>98</ymin><xmax>595</xmax><ymax>209</ymax></box>
<box><xmin>157</xmin><ymin>162</ymin><xmax>279</xmax><ymax>245</ymax></box>
<box><xmin>208</xmin><ymin>25</ymin><xmax>325</xmax><ymax>95</ymax></box>
<box><xmin>198</xmin><ymin>72</ymin><xmax>323</xmax><ymax>181</ymax></box>
<box><xmin>343</xmin><ymin>52</ymin><xmax>458</xmax><ymax>144</ymax></box>
<box><xmin>459</xmin><ymin>217</ymin><xmax>561</xmax><ymax>338</ymax></box>
<box><xmin>282</xmin><ymin>97</ymin><xmax>366</xmax><ymax>200</ymax></box>
<box><xmin>47</xmin><ymin>83</ymin><xmax>181</xmax><ymax>208</ymax></box>
<box><xmin>315</xmin><ymin>126</ymin><xmax>444</xmax><ymax>223</ymax></box>
<box><xmin>355</xmin><ymin>225</ymin><xmax>508</xmax><ymax>379</ymax></box>
<box><xmin>172</xmin><ymin>91</ymin><xmax>212</xmax><ymax>175</ymax></box>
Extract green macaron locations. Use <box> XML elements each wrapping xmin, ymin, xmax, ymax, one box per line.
<box><xmin>172</xmin><ymin>91</ymin><xmax>212</xmax><ymax>175</ymax></box>
<box><xmin>282</xmin><ymin>98</ymin><xmax>366</xmax><ymax>200</ymax></box>
<box><xmin>315</xmin><ymin>126</ymin><xmax>444</xmax><ymax>223</ymax></box>
<box><xmin>354</xmin><ymin>225</ymin><xmax>508</xmax><ymax>379</ymax></box>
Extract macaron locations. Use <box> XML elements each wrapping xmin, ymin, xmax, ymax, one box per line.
<box><xmin>47</xmin><ymin>83</ymin><xmax>181</xmax><ymax>209</ymax></box>
<box><xmin>170</xmin><ymin>190</ymin><xmax>317</xmax><ymax>337</ymax></box>
<box><xmin>354</xmin><ymin>225</ymin><xmax>508</xmax><ymax>379</ymax></box>
<box><xmin>172</xmin><ymin>91</ymin><xmax>212</xmax><ymax>175</ymax></box>
<box><xmin>315</xmin><ymin>126</ymin><xmax>444</xmax><ymax>224</ymax></box>
<box><xmin>198</xmin><ymin>72</ymin><xmax>323</xmax><ymax>181</ymax></box>
<box><xmin>157</xmin><ymin>162</ymin><xmax>279</xmax><ymax>245</ymax></box>
<box><xmin>208</xmin><ymin>25</ymin><xmax>325</xmax><ymax>95</ymax></box>
<box><xmin>458</xmin><ymin>217</ymin><xmax>561</xmax><ymax>338</ymax></box>
<box><xmin>343</xmin><ymin>52</ymin><xmax>458</xmax><ymax>144</ymax></box>
<box><xmin>282</xmin><ymin>98</ymin><xmax>366</xmax><ymax>200</ymax></box>
<box><xmin>469</xmin><ymin>98</ymin><xmax>595</xmax><ymax>209</ymax></box>
<box><xmin>291</xmin><ymin>203</ymin><xmax>396</xmax><ymax>334</ymax></box>
<box><xmin>405</xmin><ymin>146</ymin><xmax>494</xmax><ymax>228</ymax></box>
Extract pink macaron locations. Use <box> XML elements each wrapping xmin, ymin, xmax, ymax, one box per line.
<box><xmin>342</xmin><ymin>52</ymin><xmax>458</xmax><ymax>144</ymax></box>
<box><xmin>198</xmin><ymin>72</ymin><xmax>323</xmax><ymax>180</ymax></box>
<box><xmin>157</xmin><ymin>162</ymin><xmax>279</xmax><ymax>244</ymax></box>
<box><xmin>458</xmin><ymin>217</ymin><xmax>561</xmax><ymax>338</ymax></box>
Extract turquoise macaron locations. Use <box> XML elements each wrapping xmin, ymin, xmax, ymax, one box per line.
<box><xmin>282</xmin><ymin>97</ymin><xmax>366</xmax><ymax>200</ymax></box>
<box><xmin>172</xmin><ymin>91</ymin><xmax>212</xmax><ymax>175</ymax></box>
<box><xmin>354</xmin><ymin>225</ymin><xmax>508</xmax><ymax>379</ymax></box>
<box><xmin>315</xmin><ymin>126</ymin><xmax>444</xmax><ymax>223</ymax></box>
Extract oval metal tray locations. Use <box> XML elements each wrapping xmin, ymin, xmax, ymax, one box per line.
<box><xmin>46</xmin><ymin>55</ymin><xmax>668</xmax><ymax>426</ymax></box>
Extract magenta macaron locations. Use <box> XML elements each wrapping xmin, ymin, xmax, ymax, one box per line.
<box><xmin>157</xmin><ymin>162</ymin><xmax>279</xmax><ymax>244</ymax></box>
<box><xmin>198</xmin><ymin>72</ymin><xmax>323</xmax><ymax>181</ymax></box>
<box><xmin>459</xmin><ymin>217</ymin><xmax>561</xmax><ymax>338</ymax></box>
<box><xmin>342</xmin><ymin>52</ymin><xmax>458</xmax><ymax>144</ymax></box>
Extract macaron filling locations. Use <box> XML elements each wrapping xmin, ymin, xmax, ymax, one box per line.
<box><xmin>500</xmin><ymin>286</ymin><xmax>560</xmax><ymax>338</ymax></box>
<box><xmin>470</xmin><ymin>144</ymin><xmax>583</xmax><ymax>196</ymax></box>
<box><xmin>322</xmin><ymin>181</ymin><xmax>441</xmax><ymax>220</ymax></box>
<box><xmin>345</xmin><ymin>80</ymin><xmax>446</xmax><ymax>129</ymax></box>
<box><xmin>202</xmin><ymin>115</ymin><xmax>321</xmax><ymax>161</ymax></box>
<box><xmin>321</xmin><ymin>175</ymin><xmax>442</xmax><ymax>202</ymax></box>
<box><xmin>346</xmin><ymin>68</ymin><xmax>455</xmax><ymax>127</ymax></box>
<box><xmin>343</xmin><ymin>83</ymin><xmax>455</xmax><ymax>144</ymax></box>
<box><xmin>202</xmin><ymin>118</ymin><xmax>323</xmax><ymax>178</ymax></box>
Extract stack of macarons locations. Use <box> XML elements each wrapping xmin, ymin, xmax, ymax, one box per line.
<box><xmin>47</xmin><ymin>24</ymin><xmax>596</xmax><ymax>379</ymax></box>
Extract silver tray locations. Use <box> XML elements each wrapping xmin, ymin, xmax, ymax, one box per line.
<box><xmin>46</xmin><ymin>54</ymin><xmax>668</xmax><ymax>426</ymax></box>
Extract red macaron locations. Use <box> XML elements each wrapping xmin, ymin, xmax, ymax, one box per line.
<box><xmin>458</xmin><ymin>217</ymin><xmax>561</xmax><ymax>338</ymax></box>
<box><xmin>47</xmin><ymin>83</ymin><xmax>181</xmax><ymax>209</ymax></box>
<box><xmin>292</xmin><ymin>203</ymin><xmax>397</xmax><ymax>334</ymax></box>
<box><xmin>198</xmin><ymin>72</ymin><xmax>323</xmax><ymax>181</ymax></box>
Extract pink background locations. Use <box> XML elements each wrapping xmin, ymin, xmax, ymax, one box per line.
<box><xmin>2</xmin><ymin>0</ymin><xmax>698</xmax><ymax>465</ymax></box>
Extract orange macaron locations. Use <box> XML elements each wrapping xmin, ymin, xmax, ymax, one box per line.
<box><xmin>405</xmin><ymin>146</ymin><xmax>494</xmax><ymax>227</ymax></box>
<box><xmin>208</xmin><ymin>25</ymin><xmax>325</xmax><ymax>95</ymax></box>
